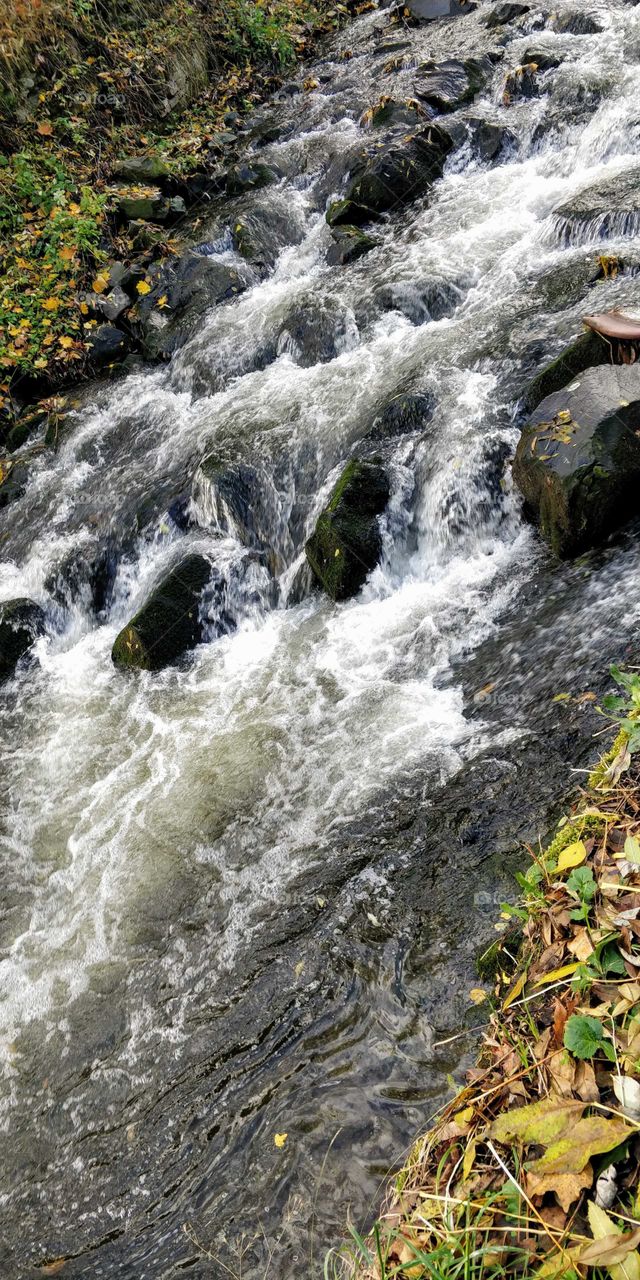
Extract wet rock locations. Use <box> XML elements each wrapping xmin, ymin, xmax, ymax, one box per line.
<box><xmin>305</xmin><ymin>460</ymin><xmax>390</xmax><ymax>601</ymax></box>
<box><xmin>0</xmin><ymin>457</ymin><xmax>29</xmax><ymax>508</ymax></box>
<box><xmin>502</xmin><ymin>62</ymin><xmax>540</xmax><ymax>101</ymax></box>
<box><xmin>127</xmin><ymin>221</ymin><xmax>171</xmax><ymax>253</ymax></box>
<box><xmin>111</xmin><ymin>554</ymin><xmax>213</xmax><ymax>671</ymax></box>
<box><xmin>85</xmin><ymin>324</ymin><xmax>131</xmax><ymax>369</ymax></box>
<box><xmin>362</xmin><ymin>96</ymin><xmax>428</xmax><ymax>129</ymax></box>
<box><xmin>523</xmin><ymin>328</ymin><xmax>608</xmax><ymax>411</ymax></box>
<box><xmin>230</xmin><ymin>195</ymin><xmax>305</xmax><ymax>270</ymax></box>
<box><xmin>339</xmin><ymin>124</ymin><xmax>453</xmax><ymax>224</ymax></box>
<box><xmin>521</xmin><ymin>46</ymin><xmax>564</xmax><ymax>70</ymax></box>
<box><xmin>448</xmin><ymin>115</ymin><xmax>516</xmax><ymax>161</ymax></box>
<box><xmin>404</xmin><ymin>0</ymin><xmax>477</xmax><ymax>18</ymax></box>
<box><xmin>552</xmin><ymin>168</ymin><xmax>640</xmax><ymax>245</ymax></box>
<box><xmin>366</xmin><ymin>392</ymin><xmax>435</xmax><ymax>440</ymax></box>
<box><xmin>225</xmin><ymin>162</ymin><xmax>279</xmax><ymax>197</ymax></box>
<box><xmin>112</xmin><ymin>156</ymin><xmax>170</xmax><ymax>184</ymax></box>
<box><xmin>376</xmin><ymin>274</ymin><xmax>465</xmax><ymax>324</ymax></box>
<box><xmin>326</xmin><ymin>197</ymin><xmax>371</xmax><ymax>228</ymax></box>
<box><xmin>415</xmin><ymin>58</ymin><xmax>487</xmax><ymax>113</ymax></box>
<box><xmin>513</xmin><ymin>364</ymin><xmax>640</xmax><ymax>557</ymax></box>
<box><xmin>85</xmin><ymin>284</ymin><xmax>131</xmax><ymax>324</ymax></box>
<box><xmin>133</xmin><ymin>251</ymin><xmax>250</xmax><ymax>359</ymax></box>
<box><xmin>0</xmin><ymin>599</ymin><xmax>45</xmax><ymax>683</ymax></box>
<box><xmin>116</xmin><ymin>193</ymin><xmax>185</xmax><ymax>224</ymax></box>
<box><xmin>276</xmin><ymin>300</ymin><xmax>356</xmax><ymax>367</ymax></box>
<box><xmin>550</xmin><ymin>9</ymin><xmax>602</xmax><ymax>34</ymax></box>
<box><xmin>327</xmin><ymin>225</ymin><xmax>377</xmax><ymax>266</ymax></box>
<box><xmin>194</xmin><ymin>458</ymin><xmax>272</xmax><ymax>551</ymax></box>
<box><xmin>483</xmin><ymin>2</ymin><xmax>530</xmax><ymax>26</ymax></box>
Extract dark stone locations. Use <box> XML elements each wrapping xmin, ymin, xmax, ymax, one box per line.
<box><xmin>116</xmin><ymin>193</ymin><xmax>185</xmax><ymax>224</ymax></box>
<box><xmin>340</xmin><ymin>124</ymin><xmax>453</xmax><ymax>224</ymax></box>
<box><xmin>85</xmin><ymin>324</ymin><xmax>130</xmax><ymax>369</ymax></box>
<box><xmin>403</xmin><ymin>0</ymin><xmax>477</xmax><ymax>18</ymax></box>
<box><xmin>364</xmin><ymin>97</ymin><xmax>428</xmax><ymax>129</ymax></box>
<box><xmin>230</xmin><ymin>197</ymin><xmax>305</xmax><ymax>269</ymax></box>
<box><xmin>376</xmin><ymin>274</ymin><xmax>465</xmax><ymax>324</ymax></box>
<box><xmin>86</xmin><ymin>284</ymin><xmax>131</xmax><ymax>324</ymax></box>
<box><xmin>503</xmin><ymin>62</ymin><xmax>540</xmax><ymax>101</ymax></box>
<box><xmin>225</xmin><ymin>162</ymin><xmax>279</xmax><ymax>197</ymax></box>
<box><xmin>552</xmin><ymin>168</ymin><xmax>640</xmax><ymax>245</ymax></box>
<box><xmin>0</xmin><ymin>458</ymin><xmax>29</xmax><ymax>508</ymax></box>
<box><xmin>3</xmin><ymin>409</ymin><xmax>46</xmax><ymax>453</ymax></box>
<box><xmin>0</xmin><ymin>599</ymin><xmax>45</xmax><ymax>683</ymax></box>
<box><xmin>133</xmin><ymin>252</ymin><xmax>250</xmax><ymax>359</ymax></box>
<box><xmin>550</xmin><ymin>10</ymin><xmax>603</xmax><ymax>33</ymax></box>
<box><xmin>276</xmin><ymin>300</ymin><xmax>356</xmax><ymax>367</ymax></box>
<box><xmin>448</xmin><ymin>116</ymin><xmax>516</xmax><ymax>161</ymax></box>
<box><xmin>523</xmin><ymin>328</ymin><xmax>609</xmax><ymax>411</ymax></box>
<box><xmin>513</xmin><ymin>365</ymin><xmax>640</xmax><ymax>557</ymax></box>
<box><xmin>195</xmin><ymin>458</ymin><xmax>270</xmax><ymax>549</ymax></box>
<box><xmin>327</xmin><ymin>226</ymin><xmax>377</xmax><ymax>266</ymax></box>
<box><xmin>414</xmin><ymin>58</ymin><xmax>487</xmax><ymax>113</ymax></box>
<box><xmin>111</xmin><ymin>554</ymin><xmax>213</xmax><ymax>671</ymax></box>
<box><xmin>521</xmin><ymin>46</ymin><xmax>564</xmax><ymax>70</ymax></box>
<box><xmin>305</xmin><ymin>460</ymin><xmax>390</xmax><ymax>601</ymax></box>
<box><xmin>366</xmin><ymin>392</ymin><xmax>435</xmax><ymax>440</ymax></box>
<box><xmin>326</xmin><ymin>198</ymin><xmax>372</xmax><ymax>228</ymax></box>
<box><xmin>483</xmin><ymin>2</ymin><xmax>530</xmax><ymax>26</ymax></box>
<box><xmin>112</xmin><ymin>156</ymin><xmax>170</xmax><ymax>184</ymax></box>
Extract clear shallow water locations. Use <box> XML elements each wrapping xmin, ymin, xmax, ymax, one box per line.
<box><xmin>2</xmin><ymin>2</ymin><xmax>640</xmax><ymax>1275</ymax></box>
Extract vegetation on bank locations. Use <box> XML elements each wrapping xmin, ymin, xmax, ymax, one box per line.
<box><xmin>329</xmin><ymin>667</ymin><xmax>640</xmax><ymax>1279</ymax></box>
<box><xmin>0</xmin><ymin>0</ymin><xmax>357</xmax><ymax>404</ymax></box>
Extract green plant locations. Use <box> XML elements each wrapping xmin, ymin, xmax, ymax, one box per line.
<box><xmin>601</xmin><ymin>664</ymin><xmax>640</xmax><ymax>751</ymax></box>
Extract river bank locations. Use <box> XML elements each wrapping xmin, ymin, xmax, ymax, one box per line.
<box><xmin>331</xmin><ymin>691</ymin><xmax>640</xmax><ymax>1278</ymax></box>
<box><xmin>2</xmin><ymin>0</ymin><xmax>640</xmax><ymax>1276</ymax></box>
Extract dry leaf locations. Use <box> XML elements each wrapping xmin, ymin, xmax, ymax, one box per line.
<box><xmin>526</xmin><ymin>1163</ymin><xmax>593</xmax><ymax>1212</ymax></box>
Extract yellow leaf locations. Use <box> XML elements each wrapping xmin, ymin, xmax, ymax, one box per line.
<box><xmin>585</xmin><ymin>1202</ymin><xmax>640</xmax><ymax>1280</ymax></box>
<box><xmin>274</xmin><ymin>1132</ymin><xmax>288</xmax><ymax>1148</ymax></box>
<box><xmin>535</xmin><ymin>962</ymin><xmax>581</xmax><ymax>986</ymax></box>
<box><xmin>58</xmin><ymin>336</ymin><xmax>73</xmax><ymax>348</ymax></box>
<box><xmin>156</xmin><ymin>294</ymin><xmax>168</xmax><ymax>308</ymax></box>
<box><xmin>454</xmin><ymin>1106</ymin><xmax>474</xmax><ymax>1125</ymax></box>
<box><xmin>68</xmin><ymin>202</ymin><xmax>81</xmax><ymax>215</ymax></box>
<box><xmin>556</xmin><ymin>840</ymin><xmax>587</xmax><ymax>872</ymax></box>
<box><xmin>136</xmin><ymin>280</ymin><xmax>151</xmax><ymax>295</ymax></box>
<box><xmin>469</xmin><ymin>987</ymin><xmax>487</xmax><ymax>1005</ymax></box>
<box><xmin>92</xmin><ymin>274</ymin><xmax>109</xmax><ymax>295</ymax></box>
<box><xmin>462</xmin><ymin>1135</ymin><xmax>477</xmax><ymax>1182</ymax></box>
<box><xmin>79</xmin><ymin>302</ymin><xmax>89</xmax><ymax>316</ymax></box>
<box><xmin>34</xmin><ymin>357</ymin><xmax>48</xmax><ymax>369</ymax></box>
<box><xmin>503</xmin><ymin>970</ymin><xmax>527</xmax><ymax>1010</ymax></box>
<box><xmin>42</xmin><ymin>297</ymin><xmax>60</xmax><ymax>311</ymax></box>
<box><xmin>59</xmin><ymin>247</ymin><xmax>76</xmax><ymax>262</ymax></box>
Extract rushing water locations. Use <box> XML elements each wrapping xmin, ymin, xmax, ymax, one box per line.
<box><xmin>3</xmin><ymin>2</ymin><xmax>640</xmax><ymax>1275</ymax></box>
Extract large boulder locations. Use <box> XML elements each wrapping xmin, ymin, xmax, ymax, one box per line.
<box><xmin>550</xmin><ymin>10</ymin><xmax>602</xmax><ymax>34</ymax></box>
<box><xmin>276</xmin><ymin>299</ymin><xmax>357</xmax><ymax>367</ymax></box>
<box><xmin>523</xmin><ymin>327</ymin><xmax>609</xmax><ymax>411</ymax></box>
<box><xmin>403</xmin><ymin>0</ymin><xmax>477</xmax><ymax>17</ymax></box>
<box><xmin>132</xmin><ymin>251</ymin><xmax>250</xmax><ymax>358</ymax></box>
<box><xmin>483</xmin><ymin>2</ymin><xmax>530</xmax><ymax>27</ymax></box>
<box><xmin>0</xmin><ymin>599</ymin><xmax>45</xmax><ymax>683</ymax></box>
<box><xmin>330</xmin><ymin>124</ymin><xmax>453</xmax><ymax>227</ymax></box>
<box><xmin>305</xmin><ymin>460</ymin><xmax>390</xmax><ymax>601</ymax></box>
<box><xmin>513</xmin><ymin>365</ymin><xmax>640</xmax><ymax>557</ymax></box>
<box><xmin>112</xmin><ymin>554</ymin><xmax>214</xmax><ymax>671</ymax></box>
<box><xmin>112</xmin><ymin>156</ymin><xmax>170</xmax><ymax>184</ymax></box>
<box><xmin>553</xmin><ymin>168</ymin><xmax>640</xmax><ymax>245</ymax></box>
<box><xmin>414</xmin><ymin>59</ymin><xmax>488</xmax><ymax>113</ymax></box>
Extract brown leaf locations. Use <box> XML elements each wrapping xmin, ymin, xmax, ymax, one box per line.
<box><xmin>526</xmin><ymin>1163</ymin><xmax>593</xmax><ymax>1212</ymax></box>
<box><xmin>36</xmin><ymin>120</ymin><xmax>53</xmax><ymax>136</ymax></box>
<box><xmin>529</xmin><ymin>1114</ymin><xmax>632</xmax><ymax>1175</ymax></box>
<box><xmin>579</xmin><ymin>1228</ymin><xmax>640</xmax><ymax>1266</ymax></box>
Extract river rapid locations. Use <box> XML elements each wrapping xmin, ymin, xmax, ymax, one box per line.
<box><xmin>2</xmin><ymin>1</ymin><xmax>640</xmax><ymax>1275</ymax></box>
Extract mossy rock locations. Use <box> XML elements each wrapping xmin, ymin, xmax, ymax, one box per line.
<box><xmin>112</xmin><ymin>156</ymin><xmax>170</xmax><ymax>184</ymax></box>
<box><xmin>112</xmin><ymin>554</ymin><xmax>212</xmax><ymax>672</ymax></box>
<box><xmin>513</xmin><ymin>364</ymin><xmax>640</xmax><ymax>557</ymax></box>
<box><xmin>523</xmin><ymin>328</ymin><xmax>609</xmax><ymax>412</ymax></box>
<box><xmin>0</xmin><ymin>598</ymin><xmax>45</xmax><ymax>683</ymax></box>
<box><xmin>326</xmin><ymin>198</ymin><xmax>371</xmax><ymax>228</ymax></box>
<box><xmin>336</xmin><ymin>124</ymin><xmax>453</xmax><ymax>227</ymax></box>
<box><xmin>305</xmin><ymin>459</ymin><xmax>390</xmax><ymax>601</ymax></box>
<box><xmin>327</xmin><ymin>225</ymin><xmax>377</xmax><ymax>266</ymax></box>
<box><xmin>117</xmin><ymin>193</ymin><xmax>185</xmax><ymax>224</ymax></box>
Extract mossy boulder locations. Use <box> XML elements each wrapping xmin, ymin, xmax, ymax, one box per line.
<box><xmin>305</xmin><ymin>460</ymin><xmax>390</xmax><ymax>601</ymax></box>
<box><xmin>112</xmin><ymin>554</ymin><xmax>212</xmax><ymax>671</ymax></box>
<box><xmin>523</xmin><ymin>327</ymin><xmax>609</xmax><ymax>412</ymax></box>
<box><xmin>513</xmin><ymin>365</ymin><xmax>640</xmax><ymax>557</ymax></box>
<box><xmin>112</xmin><ymin>156</ymin><xmax>170</xmax><ymax>184</ymax></box>
<box><xmin>336</xmin><ymin>124</ymin><xmax>453</xmax><ymax>226</ymax></box>
<box><xmin>327</xmin><ymin>225</ymin><xmax>377</xmax><ymax>266</ymax></box>
<box><xmin>116</xmin><ymin>193</ymin><xmax>185</xmax><ymax>224</ymax></box>
<box><xmin>0</xmin><ymin>598</ymin><xmax>45</xmax><ymax>683</ymax></box>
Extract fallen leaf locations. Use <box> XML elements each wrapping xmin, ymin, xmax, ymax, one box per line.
<box><xmin>490</xmin><ymin>1097</ymin><xmax>584</xmax><ymax>1147</ymax></box>
<box><xmin>92</xmin><ymin>275</ymin><xmax>109</xmax><ymax>294</ymax></box>
<box><xmin>37</xmin><ymin>121</ymin><xmax>53</xmax><ymax>136</ymax></box>
<box><xmin>584</xmin><ymin>1203</ymin><xmax>640</xmax><ymax>1280</ymax></box>
<box><xmin>526</xmin><ymin>1164</ymin><xmax>593</xmax><ymax>1212</ymax></box>
<box><xmin>529</xmin><ymin>1114</ymin><xmax>631</xmax><ymax>1175</ymax></box>
<box><xmin>136</xmin><ymin>280</ymin><xmax>151</xmax><ymax>295</ymax></box>
<box><xmin>612</xmin><ymin>1075</ymin><xmax>640</xmax><ymax>1122</ymax></box>
<box><xmin>556</xmin><ymin>840</ymin><xmax>587</xmax><ymax>872</ymax></box>
<box><xmin>468</xmin><ymin>987</ymin><xmax>487</xmax><ymax>1005</ymax></box>
<box><xmin>42</xmin><ymin>297</ymin><xmax>60</xmax><ymax>311</ymax></box>
<box><xmin>503</xmin><ymin>970</ymin><xmax>527</xmax><ymax>1010</ymax></box>
<box><xmin>274</xmin><ymin>1132</ymin><xmax>288</xmax><ymax>1148</ymax></box>
<box><xmin>535</xmin><ymin>962</ymin><xmax>581</xmax><ymax>987</ymax></box>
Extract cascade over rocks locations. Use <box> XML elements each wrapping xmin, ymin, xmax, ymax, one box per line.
<box><xmin>447</xmin><ymin>115</ymin><xmax>516</xmax><ymax>160</ymax></box>
<box><xmin>513</xmin><ymin>365</ymin><xmax>640</xmax><ymax>557</ymax></box>
<box><xmin>305</xmin><ymin>459</ymin><xmax>390</xmax><ymax>600</ymax></box>
<box><xmin>0</xmin><ymin>599</ymin><xmax>45</xmax><ymax>683</ymax></box>
<box><xmin>553</xmin><ymin>168</ymin><xmax>640</xmax><ymax>245</ymax></box>
<box><xmin>193</xmin><ymin>456</ymin><xmax>276</xmax><ymax>554</ymax></box>
<box><xmin>414</xmin><ymin>58</ymin><xmax>488</xmax><ymax>113</ymax></box>
<box><xmin>111</xmin><ymin>554</ymin><xmax>215</xmax><ymax>671</ymax></box>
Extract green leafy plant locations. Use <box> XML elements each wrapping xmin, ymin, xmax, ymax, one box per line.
<box><xmin>601</xmin><ymin>664</ymin><xmax>640</xmax><ymax>751</ymax></box>
<box><xmin>564</xmin><ymin>1014</ymin><xmax>615</xmax><ymax>1062</ymax></box>
<box><xmin>566</xmin><ymin>865</ymin><xmax>596</xmax><ymax>922</ymax></box>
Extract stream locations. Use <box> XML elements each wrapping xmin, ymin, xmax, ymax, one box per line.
<box><xmin>2</xmin><ymin>1</ymin><xmax>640</xmax><ymax>1275</ymax></box>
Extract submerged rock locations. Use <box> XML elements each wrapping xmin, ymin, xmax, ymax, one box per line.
<box><xmin>415</xmin><ymin>58</ymin><xmax>487</xmax><ymax>113</ymax></box>
<box><xmin>276</xmin><ymin>299</ymin><xmax>356</xmax><ymax>367</ymax></box>
<box><xmin>550</xmin><ymin>9</ymin><xmax>603</xmax><ymax>34</ymax></box>
<box><xmin>327</xmin><ymin>225</ymin><xmax>377</xmax><ymax>266</ymax></box>
<box><xmin>523</xmin><ymin>328</ymin><xmax>608</xmax><ymax>411</ymax></box>
<box><xmin>112</xmin><ymin>554</ymin><xmax>213</xmax><ymax>671</ymax></box>
<box><xmin>553</xmin><ymin>167</ymin><xmax>640</xmax><ymax>245</ymax></box>
<box><xmin>513</xmin><ymin>365</ymin><xmax>640</xmax><ymax>557</ymax></box>
<box><xmin>305</xmin><ymin>460</ymin><xmax>390</xmax><ymax>601</ymax></box>
<box><xmin>335</xmin><ymin>124</ymin><xmax>453</xmax><ymax>225</ymax></box>
<box><xmin>0</xmin><ymin>599</ymin><xmax>45</xmax><ymax>684</ymax></box>
<box><xmin>366</xmin><ymin>392</ymin><xmax>435</xmax><ymax>440</ymax></box>
<box><xmin>404</xmin><ymin>0</ymin><xmax>477</xmax><ymax>17</ymax></box>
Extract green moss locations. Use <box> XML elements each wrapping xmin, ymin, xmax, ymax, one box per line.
<box><xmin>587</xmin><ymin>728</ymin><xmax>629</xmax><ymax>790</ymax></box>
